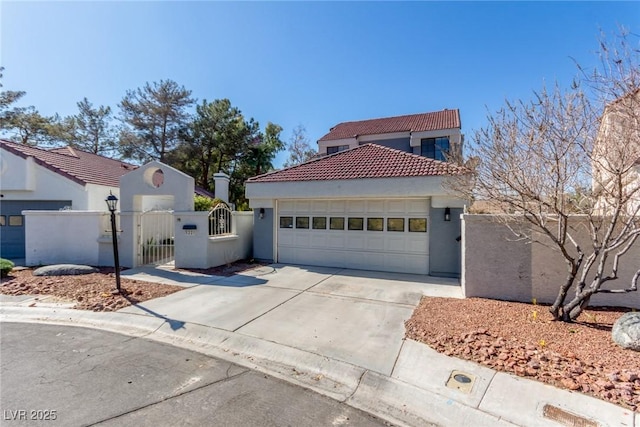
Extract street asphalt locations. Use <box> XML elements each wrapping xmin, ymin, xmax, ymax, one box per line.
<box><xmin>1</xmin><ymin>263</ymin><xmax>636</xmax><ymax>426</ymax></box>
<box><xmin>0</xmin><ymin>322</ymin><xmax>388</xmax><ymax>427</ymax></box>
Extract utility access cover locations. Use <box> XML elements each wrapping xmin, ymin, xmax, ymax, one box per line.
<box><xmin>445</xmin><ymin>370</ymin><xmax>476</xmax><ymax>394</ymax></box>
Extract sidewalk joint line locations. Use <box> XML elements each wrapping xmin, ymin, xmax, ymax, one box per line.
<box><xmin>390</xmin><ymin>339</ymin><xmax>406</xmax><ymax>377</ymax></box>
<box><xmin>477</xmin><ymin>370</ymin><xmax>497</xmax><ymax>409</ymax></box>
<box><xmin>230</xmin><ymin>291</ymin><xmax>303</xmax><ymax>333</ymax></box>
<box><xmin>229</xmin><ymin>269</ymin><xmax>340</xmax><ymax>332</ymax></box>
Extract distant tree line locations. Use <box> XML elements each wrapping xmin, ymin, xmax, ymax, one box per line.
<box><xmin>0</xmin><ymin>71</ymin><xmax>316</xmax><ymax>209</ymax></box>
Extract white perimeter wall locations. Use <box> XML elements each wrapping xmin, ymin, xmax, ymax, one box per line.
<box><xmin>174</xmin><ymin>211</ymin><xmax>253</xmax><ymax>269</ymax></box>
<box><xmin>462</xmin><ymin>214</ymin><xmax>640</xmax><ymax>308</ymax></box>
<box><xmin>24</xmin><ymin>211</ymin><xmax>118</xmax><ymax>266</ymax></box>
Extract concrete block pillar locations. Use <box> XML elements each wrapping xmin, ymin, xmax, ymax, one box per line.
<box><xmin>213</xmin><ymin>172</ymin><xmax>230</xmax><ymax>204</ymax></box>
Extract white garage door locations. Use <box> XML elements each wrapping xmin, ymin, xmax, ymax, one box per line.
<box><xmin>277</xmin><ymin>199</ymin><xmax>430</xmax><ymax>274</ymax></box>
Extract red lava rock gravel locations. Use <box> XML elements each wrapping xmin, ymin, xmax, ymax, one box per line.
<box><xmin>405</xmin><ymin>297</ymin><xmax>639</xmax><ymax>412</ymax></box>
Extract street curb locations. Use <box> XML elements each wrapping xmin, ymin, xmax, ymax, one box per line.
<box><xmin>1</xmin><ymin>305</ymin><xmax>637</xmax><ymax>427</ymax></box>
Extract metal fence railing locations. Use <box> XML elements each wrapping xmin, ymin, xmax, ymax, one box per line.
<box><xmin>209</xmin><ymin>203</ymin><xmax>233</xmax><ymax>236</ymax></box>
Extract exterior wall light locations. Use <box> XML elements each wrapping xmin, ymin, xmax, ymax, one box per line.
<box><xmin>444</xmin><ymin>207</ymin><xmax>451</xmax><ymax>222</ymax></box>
<box><xmin>259</xmin><ymin>208</ymin><xmax>265</xmax><ymax>219</ymax></box>
<box><xmin>106</xmin><ymin>191</ymin><xmax>122</xmax><ymax>294</ymax></box>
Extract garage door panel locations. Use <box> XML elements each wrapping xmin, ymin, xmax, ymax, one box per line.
<box><xmin>330</xmin><ymin>201</ymin><xmax>346</xmax><ymax>213</ymax></box>
<box><xmin>294</xmin><ymin>233</ymin><xmax>311</xmax><ymax>246</ymax></box>
<box><xmin>278</xmin><ymin>231</ymin><xmax>294</xmax><ymax>245</ymax></box>
<box><xmin>277</xmin><ymin>199</ymin><xmax>430</xmax><ymax>275</ymax></box>
<box><xmin>387</xmin><ymin>200</ymin><xmax>405</xmax><ymax>213</ymax></box>
<box><xmin>295</xmin><ymin>201</ymin><xmax>311</xmax><ymax>212</ymax></box>
<box><xmin>312</xmin><ymin>201</ymin><xmax>328</xmax><ymax>212</ymax></box>
<box><xmin>385</xmin><ymin>254</ymin><xmax>407</xmax><ymax>271</ymax></box>
<box><xmin>327</xmin><ymin>235</ymin><xmax>345</xmax><ymax>248</ymax></box>
<box><xmin>407</xmin><ymin>237</ymin><xmax>429</xmax><ymax>254</ymax></box>
<box><xmin>385</xmin><ymin>236</ymin><xmax>407</xmax><ymax>252</ymax></box>
<box><xmin>366</xmin><ymin>236</ymin><xmax>385</xmax><ymax>251</ymax></box>
<box><xmin>367</xmin><ymin>200</ymin><xmax>384</xmax><ymax>213</ymax></box>
<box><xmin>309</xmin><ymin>234</ymin><xmax>328</xmax><ymax>248</ymax></box>
<box><xmin>408</xmin><ymin>199</ymin><xmax>429</xmax><ymax>214</ymax></box>
<box><xmin>345</xmin><ymin>235</ymin><xmax>365</xmax><ymax>250</ymax></box>
<box><xmin>347</xmin><ymin>200</ymin><xmax>365</xmax><ymax>213</ymax></box>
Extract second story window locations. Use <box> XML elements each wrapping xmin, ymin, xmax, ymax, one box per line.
<box><xmin>327</xmin><ymin>145</ymin><xmax>349</xmax><ymax>155</ymax></box>
<box><xmin>420</xmin><ymin>137</ymin><xmax>450</xmax><ymax>161</ymax></box>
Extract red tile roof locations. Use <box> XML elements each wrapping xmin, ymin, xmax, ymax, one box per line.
<box><xmin>1</xmin><ymin>140</ymin><xmax>136</xmax><ymax>187</ymax></box>
<box><xmin>248</xmin><ymin>143</ymin><xmax>467</xmax><ymax>183</ymax></box>
<box><xmin>319</xmin><ymin>109</ymin><xmax>461</xmax><ymax>141</ymax></box>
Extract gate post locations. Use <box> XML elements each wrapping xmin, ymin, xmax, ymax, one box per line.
<box><xmin>118</xmin><ymin>212</ymin><xmax>137</xmax><ymax>268</ymax></box>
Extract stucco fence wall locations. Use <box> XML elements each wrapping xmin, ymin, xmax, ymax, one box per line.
<box><xmin>462</xmin><ymin>214</ymin><xmax>640</xmax><ymax>309</ymax></box>
<box><xmin>173</xmin><ymin>211</ymin><xmax>253</xmax><ymax>269</ymax></box>
<box><xmin>23</xmin><ymin>210</ymin><xmax>253</xmax><ymax>269</ymax></box>
<box><xmin>24</xmin><ymin>211</ymin><xmax>117</xmax><ymax>267</ymax></box>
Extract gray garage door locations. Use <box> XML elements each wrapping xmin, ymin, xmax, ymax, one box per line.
<box><xmin>0</xmin><ymin>200</ymin><xmax>71</xmax><ymax>260</ymax></box>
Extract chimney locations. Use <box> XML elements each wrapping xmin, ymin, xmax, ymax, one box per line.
<box><xmin>213</xmin><ymin>172</ymin><xmax>230</xmax><ymax>204</ymax></box>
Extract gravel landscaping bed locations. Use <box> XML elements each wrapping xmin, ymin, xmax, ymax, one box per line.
<box><xmin>0</xmin><ymin>261</ymin><xmax>268</xmax><ymax>312</ymax></box>
<box><xmin>0</xmin><ymin>268</ymin><xmax>181</xmax><ymax>311</ymax></box>
<box><xmin>405</xmin><ymin>296</ymin><xmax>639</xmax><ymax>412</ymax></box>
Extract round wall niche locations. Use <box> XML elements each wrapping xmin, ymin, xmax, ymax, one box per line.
<box><xmin>144</xmin><ymin>168</ymin><xmax>165</xmax><ymax>189</ymax></box>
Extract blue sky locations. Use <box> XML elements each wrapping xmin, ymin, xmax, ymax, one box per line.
<box><xmin>1</xmin><ymin>1</ymin><xmax>638</xmax><ymax>167</ymax></box>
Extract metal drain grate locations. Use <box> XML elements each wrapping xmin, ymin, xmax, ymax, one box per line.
<box><xmin>542</xmin><ymin>404</ymin><xmax>598</xmax><ymax>427</ymax></box>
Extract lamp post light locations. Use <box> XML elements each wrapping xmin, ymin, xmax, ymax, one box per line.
<box><xmin>106</xmin><ymin>191</ymin><xmax>121</xmax><ymax>294</ymax></box>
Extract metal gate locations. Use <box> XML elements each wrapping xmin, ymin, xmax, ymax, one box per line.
<box><xmin>137</xmin><ymin>210</ymin><xmax>175</xmax><ymax>266</ymax></box>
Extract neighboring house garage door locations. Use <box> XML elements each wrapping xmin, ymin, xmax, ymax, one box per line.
<box><xmin>0</xmin><ymin>200</ymin><xmax>71</xmax><ymax>259</ymax></box>
<box><xmin>277</xmin><ymin>199</ymin><xmax>430</xmax><ymax>274</ymax></box>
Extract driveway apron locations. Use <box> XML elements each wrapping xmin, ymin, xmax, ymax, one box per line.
<box><xmin>118</xmin><ymin>264</ymin><xmax>462</xmax><ymax>375</ymax></box>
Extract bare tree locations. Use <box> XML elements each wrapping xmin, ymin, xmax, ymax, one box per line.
<box><xmin>451</xmin><ymin>30</ymin><xmax>640</xmax><ymax>322</ymax></box>
<box><xmin>283</xmin><ymin>125</ymin><xmax>316</xmax><ymax>167</ymax></box>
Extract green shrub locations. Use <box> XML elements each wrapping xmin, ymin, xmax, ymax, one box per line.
<box><xmin>194</xmin><ymin>195</ymin><xmax>224</xmax><ymax>211</ymax></box>
<box><xmin>0</xmin><ymin>258</ymin><xmax>15</xmax><ymax>278</ymax></box>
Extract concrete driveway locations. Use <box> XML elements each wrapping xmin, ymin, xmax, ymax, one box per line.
<box><xmin>119</xmin><ymin>264</ymin><xmax>461</xmax><ymax>375</ymax></box>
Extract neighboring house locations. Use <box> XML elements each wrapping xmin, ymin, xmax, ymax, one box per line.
<box><xmin>317</xmin><ymin>109</ymin><xmax>462</xmax><ymax>161</ymax></box>
<box><xmin>0</xmin><ymin>140</ymin><xmax>138</xmax><ymax>259</ymax></box>
<box><xmin>246</xmin><ymin>110</ymin><xmax>468</xmax><ymax>277</ymax></box>
<box><xmin>592</xmin><ymin>90</ymin><xmax>640</xmax><ymax>216</ymax></box>
<box><xmin>0</xmin><ymin>139</ymin><xmax>219</xmax><ymax>260</ymax></box>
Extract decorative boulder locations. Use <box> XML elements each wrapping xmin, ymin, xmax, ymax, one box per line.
<box><xmin>612</xmin><ymin>312</ymin><xmax>640</xmax><ymax>351</ymax></box>
<box><xmin>33</xmin><ymin>264</ymin><xmax>99</xmax><ymax>277</ymax></box>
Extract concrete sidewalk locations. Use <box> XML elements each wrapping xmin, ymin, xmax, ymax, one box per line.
<box><xmin>1</xmin><ymin>264</ymin><xmax>636</xmax><ymax>427</ymax></box>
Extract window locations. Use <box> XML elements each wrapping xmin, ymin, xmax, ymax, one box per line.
<box><xmin>348</xmin><ymin>218</ymin><xmax>364</xmax><ymax>230</ymax></box>
<box><xmin>387</xmin><ymin>218</ymin><xmax>405</xmax><ymax>232</ymax></box>
<box><xmin>327</xmin><ymin>145</ymin><xmax>349</xmax><ymax>155</ymax></box>
<box><xmin>8</xmin><ymin>215</ymin><xmax>23</xmax><ymax>226</ymax></box>
<box><xmin>409</xmin><ymin>218</ymin><xmax>427</xmax><ymax>232</ymax></box>
<box><xmin>420</xmin><ymin>137</ymin><xmax>450</xmax><ymax>161</ymax></box>
<box><xmin>279</xmin><ymin>217</ymin><xmax>293</xmax><ymax>228</ymax></box>
<box><xmin>296</xmin><ymin>217</ymin><xmax>309</xmax><ymax>229</ymax></box>
<box><xmin>367</xmin><ymin>218</ymin><xmax>383</xmax><ymax>231</ymax></box>
<box><xmin>330</xmin><ymin>217</ymin><xmax>344</xmax><ymax>230</ymax></box>
<box><xmin>0</xmin><ymin>216</ymin><xmax>5</xmax><ymax>226</ymax></box>
<box><xmin>312</xmin><ymin>217</ymin><xmax>327</xmax><ymax>229</ymax></box>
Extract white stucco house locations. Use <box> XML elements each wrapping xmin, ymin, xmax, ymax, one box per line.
<box><xmin>246</xmin><ymin>110</ymin><xmax>469</xmax><ymax>277</ymax></box>
<box><xmin>0</xmin><ymin>139</ymin><xmax>219</xmax><ymax>262</ymax></box>
<box><xmin>0</xmin><ymin>140</ymin><xmax>137</xmax><ymax>259</ymax></box>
